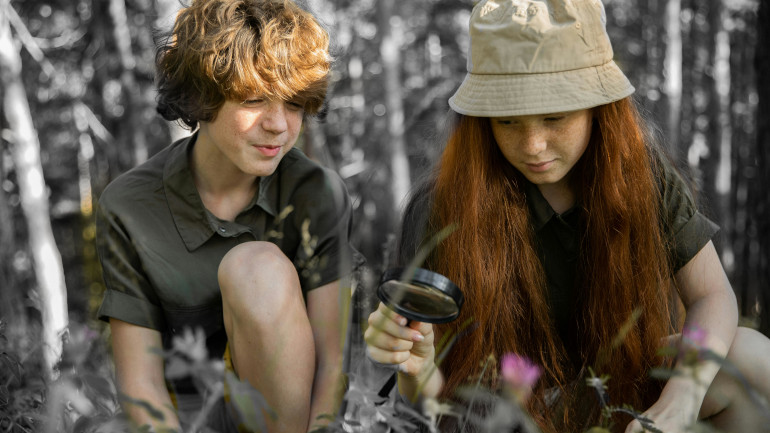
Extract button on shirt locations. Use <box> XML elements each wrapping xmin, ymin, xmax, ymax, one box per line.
<box><xmin>95</xmin><ymin>133</ymin><xmax>363</xmax><ymax>361</ymax></box>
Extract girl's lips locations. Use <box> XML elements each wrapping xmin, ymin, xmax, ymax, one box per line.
<box><xmin>255</xmin><ymin>145</ymin><xmax>282</xmax><ymax>157</ymax></box>
<box><xmin>525</xmin><ymin>160</ymin><xmax>554</xmax><ymax>173</ymax></box>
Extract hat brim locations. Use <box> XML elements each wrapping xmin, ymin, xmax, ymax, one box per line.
<box><xmin>448</xmin><ymin>61</ymin><xmax>634</xmax><ymax>117</ymax></box>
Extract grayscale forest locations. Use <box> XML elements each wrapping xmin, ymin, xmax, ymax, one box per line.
<box><xmin>1</xmin><ymin>0</ymin><xmax>768</xmax><ymax>431</ymax></box>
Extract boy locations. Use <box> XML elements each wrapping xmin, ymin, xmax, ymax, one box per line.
<box><xmin>95</xmin><ymin>1</ymin><xmax>361</xmax><ymax>431</ymax></box>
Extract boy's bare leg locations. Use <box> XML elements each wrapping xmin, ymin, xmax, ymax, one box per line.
<box><xmin>219</xmin><ymin>241</ymin><xmax>315</xmax><ymax>433</ymax></box>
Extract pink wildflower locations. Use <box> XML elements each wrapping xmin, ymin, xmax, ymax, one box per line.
<box><xmin>500</xmin><ymin>353</ymin><xmax>541</xmax><ymax>401</ymax></box>
<box><xmin>682</xmin><ymin>324</ymin><xmax>707</xmax><ymax>348</ymax></box>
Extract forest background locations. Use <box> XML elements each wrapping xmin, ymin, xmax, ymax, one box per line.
<box><xmin>1</xmin><ymin>0</ymin><xmax>769</xmax><ymax>430</ymax></box>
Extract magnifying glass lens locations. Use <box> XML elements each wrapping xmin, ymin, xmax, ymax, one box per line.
<box><xmin>379</xmin><ymin>280</ymin><xmax>459</xmax><ymax>322</ymax></box>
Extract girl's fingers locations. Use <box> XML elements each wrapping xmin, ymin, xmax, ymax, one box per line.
<box><xmin>408</xmin><ymin>320</ymin><xmax>434</xmax><ymax>337</ymax></box>
<box><xmin>367</xmin><ymin>304</ymin><xmax>424</xmax><ymax>342</ymax></box>
<box><xmin>364</xmin><ymin>327</ymin><xmax>414</xmax><ymax>352</ymax></box>
<box><xmin>366</xmin><ymin>345</ymin><xmax>411</xmax><ymax>366</ymax></box>
<box><xmin>376</xmin><ymin>302</ymin><xmax>408</xmax><ymax>326</ymax></box>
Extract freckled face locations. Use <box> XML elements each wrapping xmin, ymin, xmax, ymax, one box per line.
<box><xmin>490</xmin><ymin>109</ymin><xmax>594</xmax><ymax>189</ymax></box>
<box><xmin>197</xmin><ymin>98</ymin><xmax>304</xmax><ymax>177</ymax></box>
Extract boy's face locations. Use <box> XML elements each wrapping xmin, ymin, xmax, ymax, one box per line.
<box><xmin>197</xmin><ymin>98</ymin><xmax>304</xmax><ymax>177</ymax></box>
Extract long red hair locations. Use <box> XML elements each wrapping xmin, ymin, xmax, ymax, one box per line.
<box><xmin>423</xmin><ymin>98</ymin><xmax>676</xmax><ymax>431</ymax></box>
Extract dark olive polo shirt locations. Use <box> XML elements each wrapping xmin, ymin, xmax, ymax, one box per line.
<box><xmin>96</xmin><ymin>133</ymin><xmax>363</xmax><ymax>359</ymax></box>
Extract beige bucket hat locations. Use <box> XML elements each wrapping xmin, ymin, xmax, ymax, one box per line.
<box><xmin>448</xmin><ymin>0</ymin><xmax>635</xmax><ymax>117</ymax></box>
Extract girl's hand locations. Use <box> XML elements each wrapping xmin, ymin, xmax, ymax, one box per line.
<box><xmin>624</xmin><ymin>378</ymin><xmax>702</xmax><ymax>433</ymax></box>
<box><xmin>364</xmin><ymin>302</ymin><xmax>435</xmax><ymax>378</ymax></box>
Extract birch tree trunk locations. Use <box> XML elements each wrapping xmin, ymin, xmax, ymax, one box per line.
<box><xmin>0</xmin><ymin>140</ymin><xmax>21</xmax><ymax>325</ymax></box>
<box><xmin>0</xmin><ymin>5</ymin><xmax>68</xmax><ymax>379</ymax></box>
<box><xmin>712</xmin><ymin>3</ymin><xmax>733</xmax><ymax>274</ymax></box>
<box><xmin>663</xmin><ymin>0</ymin><xmax>682</xmax><ymax>152</ymax></box>
<box><xmin>378</xmin><ymin>0</ymin><xmax>410</xmax><ymax>212</ymax></box>
<box><xmin>729</xmin><ymin>5</ymin><xmax>760</xmax><ymax>324</ymax></box>
<box><xmin>109</xmin><ymin>0</ymin><xmax>148</xmax><ymax>165</ymax></box>
<box><xmin>755</xmin><ymin>0</ymin><xmax>770</xmax><ymax>336</ymax></box>
<box><xmin>155</xmin><ymin>0</ymin><xmax>192</xmax><ymax>145</ymax></box>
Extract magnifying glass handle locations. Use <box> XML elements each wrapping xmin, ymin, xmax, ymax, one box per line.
<box><xmin>377</xmin><ymin>373</ymin><xmax>397</xmax><ymax>399</ymax></box>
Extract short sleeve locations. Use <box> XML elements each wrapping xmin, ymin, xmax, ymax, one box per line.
<box><xmin>290</xmin><ymin>168</ymin><xmax>364</xmax><ymax>291</ymax></box>
<box><xmin>95</xmin><ymin>198</ymin><xmax>166</xmax><ymax>330</ymax></box>
<box><xmin>657</xmin><ymin>157</ymin><xmax>720</xmax><ymax>272</ymax></box>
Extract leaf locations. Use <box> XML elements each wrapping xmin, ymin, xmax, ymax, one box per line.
<box><xmin>607</xmin><ymin>406</ymin><xmax>663</xmax><ymax>433</ymax></box>
<box><xmin>164</xmin><ymin>357</ymin><xmax>192</xmax><ymax>380</ymax></box>
<box><xmin>72</xmin><ymin>414</ymin><xmax>97</xmax><ymax>433</ymax></box>
<box><xmin>118</xmin><ymin>394</ymin><xmax>166</xmax><ymax>421</ymax></box>
<box><xmin>1</xmin><ymin>352</ymin><xmax>23</xmax><ymax>382</ymax></box>
<box><xmin>80</xmin><ymin>374</ymin><xmax>114</xmax><ymax>400</ymax></box>
<box><xmin>656</xmin><ymin>346</ymin><xmax>679</xmax><ymax>358</ymax></box>
<box><xmin>224</xmin><ymin>371</ymin><xmax>273</xmax><ymax>432</ymax></box>
<box><xmin>585</xmin><ymin>428</ymin><xmax>612</xmax><ymax>433</ymax></box>
<box><xmin>93</xmin><ymin>417</ymin><xmax>135</xmax><ymax>433</ymax></box>
<box><xmin>648</xmin><ymin>367</ymin><xmax>680</xmax><ymax>380</ymax></box>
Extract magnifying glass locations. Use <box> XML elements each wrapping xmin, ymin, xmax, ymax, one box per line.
<box><xmin>377</xmin><ymin>267</ymin><xmax>463</xmax><ymax>324</ymax></box>
<box><xmin>374</xmin><ymin>267</ymin><xmax>463</xmax><ymax>399</ymax></box>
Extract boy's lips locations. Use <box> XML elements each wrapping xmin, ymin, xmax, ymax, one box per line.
<box><xmin>254</xmin><ymin>144</ymin><xmax>282</xmax><ymax>157</ymax></box>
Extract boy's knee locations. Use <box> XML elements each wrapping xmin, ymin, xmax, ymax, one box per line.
<box><xmin>218</xmin><ymin>241</ymin><xmax>301</xmax><ymax>316</ymax></box>
<box><xmin>219</xmin><ymin>241</ymin><xmax>292</xmax><ymax>277</ymax></box>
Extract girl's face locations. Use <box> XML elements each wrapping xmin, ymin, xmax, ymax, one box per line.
<box><xmin>490</xmin><ymin>109</ymin><xmax>593</xmax><ymax>191</ymax></box>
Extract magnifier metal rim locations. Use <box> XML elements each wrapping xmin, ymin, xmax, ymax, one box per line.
<box><xmin>378</xmin><ymin>267</ymin><xmax>464</xmax><ymax>324</ymax></box>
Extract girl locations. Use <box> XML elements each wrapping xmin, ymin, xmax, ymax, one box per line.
<box><xmin>365</xmin><ymin>0</ymin><xmax>770</xmax><ymax>432</ymax></box>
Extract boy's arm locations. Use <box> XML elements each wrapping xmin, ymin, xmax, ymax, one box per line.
<box><xmin>110</xmin><ymin>318</ymin><xmax>180</xmax><ymax>432</ymax></box>
<box><xmin>305</xmin><ymin>279</ymin><xmax>348</xmax><ymax>432</ymax></box>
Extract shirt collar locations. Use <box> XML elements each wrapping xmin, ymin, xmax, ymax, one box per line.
<box><xmin>524</xmin><ymin>180</ymin><xmax>581</xmax><ymax>231</ymax></box>
<box><xmin>525</xmin><ymin>180</ymin><xmax>556</xmax><ymax>231</ymax></box>
<box><xmin>163</xmin><ymin>132</ymin><xmax>280</xmax><ymax>251</ymax></box>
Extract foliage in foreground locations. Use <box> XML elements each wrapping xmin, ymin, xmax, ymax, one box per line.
<box><xmin>2</xmin><ymin>319</ymin><xmax>769</xmax><ymax>433</ymax></box>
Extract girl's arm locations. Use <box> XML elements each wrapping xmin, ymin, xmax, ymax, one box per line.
<box><xmin>305</xmin><ymin>279</ymin><xmax>347</xmax><ymax>431</ymax></box>
<box><xmin>625</xmin><ymin>241</ymin><xmax>738</xmax><ymax>433</ymax></box>
<box><xmin>669</xmin><ymin>240</ymin><xmax>738</xmax><ymax>396</ymax></box>
<box><xmin>110</xmin><ymin>318</ymin><xmax>180</xmax><ymax>432</ymax></box>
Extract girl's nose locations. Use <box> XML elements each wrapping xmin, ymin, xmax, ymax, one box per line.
<box><xmin>521</xmin><ymin>128</ymin><xmax>547</xmax><ymax>155</ymax></box>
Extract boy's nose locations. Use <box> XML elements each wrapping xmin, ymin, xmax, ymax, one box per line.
<box><xmin>261</xmin><ymin>101</ymin><xmax>289</xmax><ymax>134</ymax></box>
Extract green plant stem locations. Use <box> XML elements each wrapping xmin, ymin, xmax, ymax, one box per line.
<box><xmin>460</xmin><ymin>355</ymin><xmax>493</xmax><ymax>432</ymax></box>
